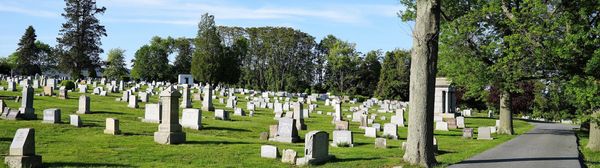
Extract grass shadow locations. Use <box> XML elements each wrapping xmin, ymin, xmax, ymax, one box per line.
<box><xmin>0</xmin><ymin>137</ymin><xmax>12</xmax><ymax>142</ymax></box>
<box><xmin>92</xmin><ymin>111</ymin><xmax>125</xmax><ymax>115</ymax></box>
<box><xmin>328</xmin><ymin>156</ymin><xmax>380</xmax><ymax>163</ymax></box>
<box><xmin>123</xmin><ymin>132</ymin><xmax>153</xmax><ymax>136</ymax></box>
<box><xmin>435</xmin><ymin>149</ymin><xmax>455</xmax><ymax>155</ymax></box>
<box><xmin>202</xmin><ymin>126</ymin><xmax>251</xmax><ymax>132</ymax></box>
<box><xmin>45</xmin><ymin>162</ymin><xmax>134</xmax><ymax>167</ymax></box>
<box><xmin>186</xmin><ymin>140</ymin><xmax>253</xmax><ymax>145</ymax></box>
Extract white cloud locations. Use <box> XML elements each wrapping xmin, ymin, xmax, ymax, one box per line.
<box><xmin>0</xmin><ymin>3</ymin><xmax>59</xmax><ymax>18</ymax></box>
<box><xmin>99</xmin><ymin>0</ymin><xmax>402</xmax><ymax>25</ymax></box>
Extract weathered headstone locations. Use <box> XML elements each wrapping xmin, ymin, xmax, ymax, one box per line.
<box><xmin>202</xmin><ymin>85</ymin><xmax>214</xmax><ymax>111</ymax></box>
<box><xmin>477</xmin><ymin>127</ymin><xmax>493</xmax><ymax>140</ymax></box>
<box><xmin>259</xmin><ymin>132</ymin><xmax>269</xmax><ymax>140</ymax></box>
<box><xmin>43</xmin><ymin>86</ymin><xmax>53</xmax><ymax>96</ymax></box>
<box><xmin>143</xmin><ymin>104</ymin><xmax>161</xmax><ymax>123</ymax></box>
<box><xmin>435</xmin><ymin>121</ymin><xmax>449</xmax><ymax>131</ymax></box>
<box><xmin>77</xmin><ymin>95</ymin><xmax>90</xmax><ymax>114</ymax></box>
<box><xmin>446</xmin><ymin>118</ymin><xmax>457</xmax><ymax>129</ymax></box>
<box><xmin>154</xmin><ymin>86</ymin><xmax>186</xmax><ymax>144</ymax></box>
<box><xmin>390</xmin><ymin>115</ymin><xmax>405</xmax><ymax>127</ymax></box>
<box><xmin>364</xmin><ymin>127</ymin><xmax>377</xmax><ymax>138</ymax></box>
<box><xmin>181</xmin><ymin>108</ymin><xmax>202</xmax><ymax>130</ymax></box>
<box><xmin>334</xmin><ymin>121</ymin><xmax>349</xmax><ymax>130</ymax></box>
<box><xmin>332</xmin><ymin>130</ymin><xmax>353</xmax><ymax>147</ymax></box>
<box><xmin>4</xmin><ymin>128</ymin><xmax>42</xmax><ymax>168</ymax></box>
<box><xmin>139</xmin><ymin>92</ymin><xmax>149</xmax><ymax>103</ymax></box>
<box><xmin>104</xmin><ymin>118</ymin><xmax>121</xmax><ymax>135</ymax></box>
<box><xmin>214</xmin><ymin>109</ymin><xmax>229</xmax><ymax>120</ymax></box>
<box><xmin>180</xmin><ymin>85</ymin><xmax>191</xmax><ymax>108</ymax></box>
<box><xmin>382</xmin><ymin>123</ymin><xmax>398</xmax><ymax>139</ymax></box>
<box><xmin>42</xmin><ymin>109</ymin><xmax>60</xmax><ymax>124</ymax></box>
<box><xmin>463</xmin><ymin>128</ymin><xmax>473</xmax><ymax>138</ymax></box>
<box><xmin>270</xmin><ymin>118</ymin><xmax>300</xmax><ymax>143</ymax></box>
<box><xmin>234</xmin><ymin>108</ymin><xmax>245</xmax><ymax>116</ymax></box>
<box><xmin>293</xmin><ymin>102</ymin><xmax>306</xmax><ymax>130</ymax></box>
<box><xmin>128</xmin><ymin>95</ymin><xmax>138</xmax><ymax>108</ymax></box>
<box><xmin>18</xmin><ymin>85</ymin><xmax>35</xmax><ymax>120</ymax></box>
<box><xmin>296</xmin><ymin>131</ymin><xmax>331</xmax><ymax>165</ymax></box>
<box><xmin>70</xmin><ymin>115</ymin><xmax>82</xmax><ymax>127</ymax></box>
<box><xmin>7</xmin><ymin>81</ymin><xmax>16</xmax><ymax>91</ymax></box>
<box><xmin>282</xmin><ymin>149</ymin><xmax>297</xmax><ymax>164</ymax></box>
<box><xmin>456</xmin><ymin>116</ymin><xmax>465</xmax><ymax>128</ymax></box>
<box><xmin>261</xmin><ymin>145</ymin><xmax>278</xmax><ymax>159</ymax></box>
<box><xmin>58</xmin><ymin>86</ymin><xmax>68</xmax><ymax>99</ymax></box>
<box><xmin>375</xmin><ymin>138</ymin><xmax>387</xmax><ymax>148</ymax></box>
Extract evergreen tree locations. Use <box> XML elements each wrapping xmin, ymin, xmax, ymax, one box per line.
<box><xmin>172</xmin><ymin>38</ymin><xmax>193</xmax><ymax>75</ymax></box>
<box><xmin>103</xmin><ymin>48</ymin><xmax>128</xmax><ymax>80</ymax></box>
<box><xmin>56</xmin><ymin>0</ymin><xmax>106</xmax><ymax>79</ymax></box>
<box><xmin>357</xmin><ymin>50</ymin><xmax>382</xmax><ymax>97</ymax></box>
<box><xmin>192</xmin><ymin>13</ymin><xmax>224</xmax><ymax>84</ymax></box>
<box><xmin>15</xmin><ymin>26</ymin><xmax>40</xmax><ymax>75</ymax></box>
<box><xmin>375</xmin><ymin>50</ymin><xmax>410</xmax><ymax>100</ymax></box>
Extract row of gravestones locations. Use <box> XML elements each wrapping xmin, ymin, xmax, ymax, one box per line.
<box><xmin>261</xmin><ymin>131</ymin><xmax>333</xmax><ymax>166</ymax></box>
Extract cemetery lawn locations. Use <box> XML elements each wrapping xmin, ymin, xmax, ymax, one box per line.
<box><xmin>577</xmin><ymin>130</ymin><xmax>600</xmax><ymax>168</ymax></box>
<box><xmin>0</xmin><ymin>85</ymin><xmax>533</xmax><ymax>168</ymax></box>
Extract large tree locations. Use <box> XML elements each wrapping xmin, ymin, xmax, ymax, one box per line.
<box><xmin>103</xmin><ymin>48</ymin><xmax>128</xmax><ymax>80</ymax></box>
<box><xmin>357</xmin><ymin>50</ymin><xmax>382</xmax><ymax>97</ymax></box>
<box><xmin>172</xmin><ymin>37</ymin><xmax>193</xmax><ymax>75</ymax></box>
<box><xmin>131</xmin><ymin>36</ymin><xmax>173</xmax><ymax>81</ymax></box>
<box><xmin>402</xmin><ymin>0</ymin><xmax>440</xmax><ymax>167</ymax></box>
<box><xmin>15</xmin><ymin>26</ymin><xmax>40</xmax><ymax>75</ymax></box>
<box><xmin>56</xmin><ymin>0</ymin><xmax>106</xmax><ymax>79</ymax></box>
<box><xmin>192</xmin><ymin>13</ymin><xmax>224</xmax><ymax>84</ymax></box>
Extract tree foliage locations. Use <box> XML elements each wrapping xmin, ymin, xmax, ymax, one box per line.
<box><xmin>103</xmin><ymin>48</ymin><xmax>128</xmax><ymax>80</ymax></box>
<box><xmin>375</xmin><ymin>49</ymin><xmax>410</xmax><ymax>100</ymax></box>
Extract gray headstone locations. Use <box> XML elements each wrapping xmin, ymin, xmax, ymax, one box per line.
<box><xmin>104</xmin><ymin>118</ymin><xmax>121</xmax><ymax>135</ymax></box>
<box><xmin>375</xmin><ymin>138</ymin><xmax>387</xmax><ymax>148</ymax></box>
<box><xmin>154</xmin><ymin>86</ymin><xmax>186</xmax><ymax>144</ymax></box>
<box><xmin>282</xmin><ymin>149</ymin><xmax>297</xmax><ymax>164</ymax></box>
<box><xmin>70</xmin><ymin>115</ymin><xmax>82</xmax><ymax>127</ymax></box>
<box><xmin>215</xmin><ymin>109</ymin><xmax>229</xmax><ymax>120</ymax></box>
<box><xmin>77</xmin><ymin>95</ymin><xmax>90</xmax><ymax>114</ymax></box>
<box><xmin>42</xmin><ymin>108</ymin><xmax>61</xmax><ymax>124</ymax></box>
<box><xmin>5</xmin><ymin>128</ymin><xmax>42</xmax><ymax>168</ymax></box>
<box><xmin>382</xmin><ymin>123</ymin><xmax>398</xmax><ymax>139</ymax></box>
<box><xmin>143</xmin><ymin>104</ymin><xmax>161</xmax><ymax>123</ymax></box>
<box><xmin>260</xmin><ymin>145</ymin><xmax>278</xmax><ymax>159</ymax></box>
<box><xmin>296</xmin><ymin>131</ymin><xmax>331</xmax><ymax>165</ymax></box>
<box><xmin>477</xmin><ymin>127</ymin><xmax>493</xmax><ymax>140</ymax></box>
<box><xmin>332</xmin><ymin>130</ymin><xmax>353</xmax><ymax>147</ymax></box>
<box><xmin>181</xmin><ymin>108</ymin><xmax>202</xmax><ymax>130</ymax></box>
<box><xmin>270</xmin><ymin>118</ymin><xmax>299</xmax><ymax>143</ymax></box>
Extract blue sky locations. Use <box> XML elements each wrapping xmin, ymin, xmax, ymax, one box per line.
<box><xmin>0</xmin><ymin>0</ymin><xmax>413</xmax><ymax>67</ymax></box>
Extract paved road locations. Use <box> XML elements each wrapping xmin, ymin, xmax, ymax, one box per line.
<box><xmin>449</xmin><ymin>122</ymin><xmax>581</xmax><ymax>168</ymax></box>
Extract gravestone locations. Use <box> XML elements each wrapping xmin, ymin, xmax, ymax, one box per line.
<box><xmin>293</xmin><ymin>102</ymin><xmax>306</xmax><ymax>130</ymax></box>
<box><xmin>128</xmin><ymin>95</ymin><xmax>138</xmax><ymax>108</ymax></box>
<box><xmin>78</xmin><ymin>85</ymin><xmax>87</xmax><ymax>93</ymax></box>
<box><xmin>180</xmin><ymin>85</ymin><xmax>191</xmax><ymax>108</ymax></box>
<box><xmin>260</xmin><ymin>145</ymin><xmax>278</xmax><ymax>159</ymax></box>
<box><xmin>43</xmin><ymin>86</ymin><xmax>53</xmax><ymax>96</ymax></box>
<box><xmin>456</xmin><ymin>116</ymin><xmax>465</xmax><ymax>128</ymax></box>
<box><xmin>375</xmin><ymin>138</ymin><xmax>387</xmax><ymax>148</ymax></box>
<box><xmin>181</xmin><ymin>108</ymin><xmax>202</xmax><ymax>130</ymax></box>
<box><xmin>58</xmin><ymin>86</ymin><xmax>68</xmax><ymax>99</ymax></box>
<box><xmin>19</xmin><ymin>85</ymin><xmax>35</xmax><ymax>120</ymax></box>
<box><xmin>215</xmin><ymin>109</ymin><xmax>229</xmax><ymax>120</ymax></box>
<box><xmin>143</xmin><ymin>104</ymin><xmax>161</xmax><ymax>123</ymax></box>
<box><xmin>373</xmin><ymin>123</ymin><xmax>382</xmax><ymax>131</ymax></box>
<box><xmin>446</xmin><ymin>118</ymin><xmax>457</xmax><ymax>129</ymax></box>
<box><xmin>234</xmin><ymin>108</ymin><xmax>245</xmax><ymax>116</ymax></box>
<box><xmin>390</xmin><ymin>115</ymin><xmax>405</xmax><ymax>127</ymax></box>
<box><xmin>121</xmin><ymin>91</ymin><xmax>129</xmax><ymax>102</ymax></box>
<box><xmin>435</xmin><ymin>121</ymin><xmax>449</xmax><ymax>131</ymax></box>
<box><xmin>282</xmin><ymin>149</ymin><xmax>297</xmax><ymax>164</ymax></box>
<box><xmin>77</xmin><ymin>95</ymin><xmax>90</xmax><ymax>114</ymax></box>
<box><xmin>70</xmin><ymin>115</ymin><xmax>82</xmax><ymax>127</ymax></box>
<box><xmin>7</xmin><ymin>81</ymin><xmax>16</xmax><ymax>91</ymax></box>
<box><xmin>463</xmin><ymin>128</ymin><xmax>473</xmax><ymax>138</ymax></box>
<box><xmin>383</xmin><ymin>123</ymin><xmax>398</xmax><ymax>139</ymax></box>
<box><xmin>269</xmin><ymin>125</ymin><xmax>278</xmax><ymax>138</ymax></box>
<box><xmin>139</xmin><ymin>92</ymin><xmax>149</xmax><ymax>103</ymax></box>
<box><xmin>333</xmin><ymin>102</ymin><xmax>342</xmax><ymax>122</ymax></box>
<box><xmin>4</xmin><ymin>128</ymin><xmax>42</xmax><ymax>168</ymax></box>
<box><xmin>104</xmin><ymin>118</ymin><xmax>121</xmax><ymax>135</ymax></box>
<box><xmin>270</xmin><ymin>118</ymin><xmax>300</xmax><ymax>143</ymax></box>
<box><xmin>154</xmin><ymin>86</ymin><xmax>186</xmax><ymax>144</ymax></box>
<box><xmin>296</xmin><ymin>131</ymin><xmax>331</xmax><ymax>166</ymax></box>
<box><xmin>202</xmin><ymin>85</ymin><xmax>214</xmax><ymax>111</ymax></box>
<box><xmin>477</xmin><ymin>127</ymin><xmax>493</xmax><ymax>140</ymax></box>
<box><xmin>4</xmin><ymin>109</ymin><xmax>20</xmax><ymax>120</ymax></box>
<box><xmin>332</xmin><ymin>130</ymin><xmax>353</xmax><ymax>147</ymax></box>
<box><xmin>42</xmin><ymin>109</ymin><xmax>60</xmax><ymax>124</ymax></box>
<box><xmin>364</xmin><ymin>127</ymin><xmax>377</xmax><ymax>138</ymax></box>
<box><xmin>259</xmin><ymin>132</ymin><xmax>269</xmax><ymax>140</ymax></box>
<box><xmin>334</xmin><ymin>121</ymin><xmax>349</xmax><ymax>130</ymax></box>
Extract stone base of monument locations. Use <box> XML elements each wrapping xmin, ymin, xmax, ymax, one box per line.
<box><xmin>295</xmin><ymin>155</ymin><xmax>334</xmax><ymax>166</ymax></box>
<box><xmin>18</xmin><ymin>108</ymin><xmax>36</xmax><ymax>120</ymax></box>
<box><xmin>154</xmin><ymin>132</ymin><xmax>186</xmax><ymax>144</ymax></box>
<box><xmin>4</xmin><ymin>155</ymin><xmax>42</xmax><ymax>168</ymax></box>
<box><xmin>269</xmin><ymin>136</ymin><xmax>299</xmax><ymax>143</ymax></box>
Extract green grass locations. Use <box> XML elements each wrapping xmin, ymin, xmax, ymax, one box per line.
<box><xmin>0</xmin><ymin>84</ymin><xmax>533</xmax><ymax>167</ymax></box>
<box><xmin>577</xmin><ymin>130</ymin><xmax>600</xmax><ymax>168</ymax></box>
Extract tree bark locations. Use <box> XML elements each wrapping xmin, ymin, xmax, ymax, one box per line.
<box><xmin>403</xmin><ymin>0</ymin><xmax>440</xmax><ymax>167</ymax></box>
<box><xmin>497</xmin><ymin>90</ymin><xmax>514</xmax><ymax>135</ymax></box>
<box><xmin>587</xmin><ymin>110</ymin><xmax>600</xmax><ymax>151</ymax></box>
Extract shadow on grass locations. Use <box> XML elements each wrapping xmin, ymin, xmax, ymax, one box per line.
<box><xmin>186</xmin><ymin>140</ymin><xmax>253</xmax><ymax>145</ymax></box>
<box><xmin>123</xmin><ymin>132</ymin><xmax>153</xmax><ymax>136</ymax></box>
<box><xmin>328</xmin><ymin>156</ymin><xmax>380</xmax><ymax>163</ymax></box>
<box><xmin>455</xmin><ymin>157</ymin><xmax>579</xmax><ymax>164</ymax></box>
<box><xmin>435</xmin><ymin>149</ymin><xmax>455</xmax><ymax>155</ymax></box>
<box><xmin>202</xmin><ymin>126</ymin><xmax>250</xmax><ymax>132</ymax></box>
<box><xmin>0</xmin><ymin>137</ymin><xmax>12</xmax><ymax>142</ymax></box>
<box><xmin>92</xmin><ymin>111</ymin><xmax>125</xmax><ymax>115</ymax></box>
<box><xmin>45</xmin><ymin>162</ymin><xmax>134</xmax><ymax>167</ymax></box>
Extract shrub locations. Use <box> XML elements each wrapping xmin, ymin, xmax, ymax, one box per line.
<box><xmin>60</xmin><ymin>80</ymin><xmax>75</xmax><ymax>90</ymax></box>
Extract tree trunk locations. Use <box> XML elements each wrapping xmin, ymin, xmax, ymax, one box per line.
<box><xmin>587</xmin><ymin>111</ymin><xmax>600</xmax><ymax>151</ymax></box>
<box><xmin>403</xmin><ymin>0</ymin><xmax>440</xmax><ymax>167</ymax></box>
<box><xmin>497</xmin><ymin>90</ymin><xmax>514</xmax><ymax>135</ymax></box>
